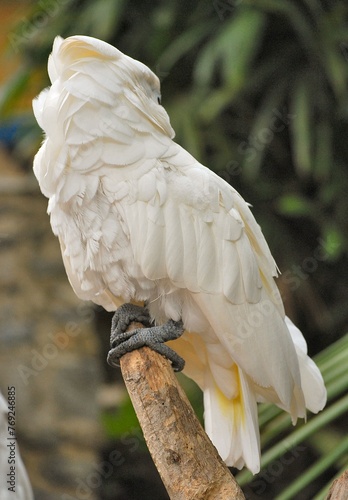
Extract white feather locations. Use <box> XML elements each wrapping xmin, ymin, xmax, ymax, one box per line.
<box><xmin>32</xmin><ymin>35</ymin><xmax>327</xmax><ymax>474</ymax></box>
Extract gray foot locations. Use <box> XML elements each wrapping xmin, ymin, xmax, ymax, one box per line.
<box><xmin>107</xmin><ymin>303</ymin><xmax>185</xmax><ymax>372</ymax></box>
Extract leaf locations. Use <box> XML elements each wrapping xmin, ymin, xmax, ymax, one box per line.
<box><xmin>0</xmin><ymin>68</ymin><xmax>31</xmax><ymax>117</ymax></box>
<box><xmin>220</xmin><ymin>9</ymin><xmax>265</xmax><ymax>88</ymax></box>
<box><xmin>167</xmin><ymin>95</ymin><xmax>203</xmax><ymax>159</ymax></box>
<box><xmin>241</xmin><ymin>77</ymin><xmax>290</xmax><ymax>181</ymax></box>
<box><xmin>290</xmin><ymin>76</ymin><xmax>313</xmax><ymax>176</ymax></box>
<box><xmin>319</xmin><ymin>13</ymin><xmax>348</xmax><ymax>99</ymax></box>
<box><xmin>314</xmin><ymin>119</ymin><xmax>332</xmax><ymax>182</ymax></box>
<box><xmin>73</xmin><ymin>0</ymin><xmax>126</xmax><ymax>40</ymax></box>
<box><xmin>276</xmin><ymin>435</ymin><xmax>348</xmax><ymax>500</ymax></box>
<box><xmin>322</xmin><ymin>45</ymin><xmax>348</xmax><ymax>100</ymax></box>
<box><xmin>198</xmin><ymin>87</ymin><xmax>235</xmax><ymax>122</ymax></box>
<box><xmin>321</xmin><ymin>225</ymin><xmax>344</xmax><ymax>260</ymax></box>
<box><xmin>156</xmin><ymin>22</ymin><xmax>213</xmax><ymax>73</ymax></box>
<box><xmin>101</xmin><ymin>397</ymin><xmax>140</xmax><ymax>438</ymax></box>
<box><xmin>194</xmin><ymin>8</ymin><xmax>265</xmax><ymax>91</ymax></box>
<box><xmin>244</xmin><ymin>0</ymin><xmax>320</xmax><ymax>59</ymax></box>
<box><xmin>277</xmin><ymin>194</ymin><xmax>314</xmax><ymax>217</ymax></box>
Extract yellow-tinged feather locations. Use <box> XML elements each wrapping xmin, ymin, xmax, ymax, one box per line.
<box><xmin>216</xmin><ymin>365</ymin><xmax>252</xmax><ymax>439</ymax></box>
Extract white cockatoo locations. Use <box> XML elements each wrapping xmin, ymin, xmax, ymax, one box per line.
<box><xmin>32</xmin><ymin>35</ymin><xmax>326</xmax><ymax>474</ymax></box>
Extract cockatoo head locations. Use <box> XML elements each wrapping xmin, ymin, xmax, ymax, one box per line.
<box><xmin>48</xmin><ymin>35</ymin><xmax>164</xmax><ymax>110</ymax></box>
<box><xmin>33</xmin><ymin>36</ymin><xmax>174</xmax><ymax>196</ymax></box>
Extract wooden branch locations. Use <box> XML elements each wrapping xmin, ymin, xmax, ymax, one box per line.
<box><xmin>119</xmin><ymin>322</ymin><xmax>245</xmax><ymax>500</ymax></box>
<box><xmin>327</xmin><ymin>470</ymin><xmax>348</xmax><ymax>500</ymax></box>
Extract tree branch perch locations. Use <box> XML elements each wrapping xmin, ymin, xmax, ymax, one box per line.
<box><xmin>327</xmin><ymin>470</ymin><xmax>348</xmax><ymax>500</ymax></box>
<box><xmin>117</xmin><ymin>322</ymin><xmax>245</xmax><ymax>500</ymax></box>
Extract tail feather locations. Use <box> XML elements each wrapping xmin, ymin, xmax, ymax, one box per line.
<box><xmin>203</xmin><ymin>365</ymin><xmax>260</xmax><ymax>474</ymax></box>
<box><xmin>167</xmin><ymin>313</ymin><xmax>326</xmax><ymax>475</ymax></box>
<box><xmin>285</xmin><ymin>317</ymin><xmax>327</xmax><ymax>414</ymax></box>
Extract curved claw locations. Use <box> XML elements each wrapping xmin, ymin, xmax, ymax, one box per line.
<box><xmin>111</xmin><ymin>303</ymin><xmax>152</xmax><ymax>347</ymax></box>
<box><xmin>108</xmin><ymin>316</ymin><xmax>185</xmax><ymax>372</ymax></box>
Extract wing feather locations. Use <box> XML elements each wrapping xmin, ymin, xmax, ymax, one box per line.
<box><xmin>222</xmin><ymin>240</ymin><xmax>244</xmax><ymax>303</ymax></box>
<box><xmin>180</xmin><ymin>206</ymin><xmax>200</xmax><ymax>292</ymax></box>
<box><xmin>123</xmin><ymin>148</ymin><xmax>267</xmax><ymax>306</ymax></box>
<box><xmin>142</xmin><ymin>217</ymin><xmax>166</xmax><ymax>279</ymax></box>
<box><xmin>196</xmin><ymin>218</ymin><xmax>220</xmax><ymax>293</ymax></box>
<box><xmin>164</xmin><ymin>200</ymin><xmax>185</xmax><ymax>284</ymax></box>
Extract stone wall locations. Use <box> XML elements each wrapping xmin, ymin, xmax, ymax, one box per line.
<box><xmin>0</xmin><ymin>147</ymin><xmax>104</xmax><ymax>499</ymax></box>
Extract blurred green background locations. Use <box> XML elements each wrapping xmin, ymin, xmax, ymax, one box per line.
<box><xmin>1</xmin><ymin>0</ymin><xmax>347</xmax><ymax>498</ymax></box>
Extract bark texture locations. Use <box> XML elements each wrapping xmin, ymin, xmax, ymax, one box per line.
<box><xmin>327</xmin><ymin>470</ymin><xmax>348</xmax><ymax>500</ymax></box>
<box><xmin>119</xmin><ymin>323</ymin><xmax>245</xmax><ymax>500</ymax></box>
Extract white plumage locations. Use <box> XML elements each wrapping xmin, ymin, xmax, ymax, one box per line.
<box><xmin>33</xmin><ymin>35</ymin><xmax>326</xmax><ymax>473</ymax></box>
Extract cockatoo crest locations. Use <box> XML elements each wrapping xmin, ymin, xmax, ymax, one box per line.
<box><xmin>48</xmin><ymin>35</ymin><xmax>171</xmax><ymax>135</ymax></box>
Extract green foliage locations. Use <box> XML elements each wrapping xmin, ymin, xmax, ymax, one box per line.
<box><xmin>276</xmin><ymin>194</ymin><xmax>314</xmax><ymax>217</ymax></box>
<box><xmin>0</xmin><ymin>68</ymin><xmax>31</xmax><ymax>116</ymax></box>
<box><xmin>101</xmin><ymin>396</ymin><xmax>140</xmax><ymax>438</ymax></box>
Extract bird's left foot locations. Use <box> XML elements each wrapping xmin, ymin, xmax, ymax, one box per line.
<box><xmin>107</xmin><ymin>303</ymin><xmax>185</xmax><ymax>372</ymax></box>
